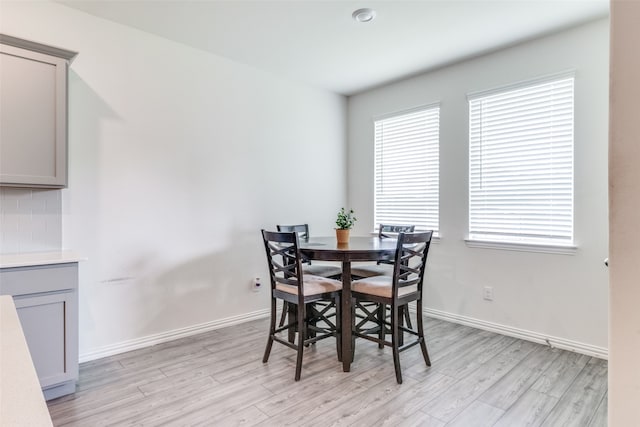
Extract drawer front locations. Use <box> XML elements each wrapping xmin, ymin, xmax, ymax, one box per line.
<box><xmin>0</xmin><ymin>263</ymin><xmax>78</xmax><ymax>296</ymax></box>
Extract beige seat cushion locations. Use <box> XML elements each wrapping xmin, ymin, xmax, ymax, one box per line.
<box><xmin>351</xmin><ymin>263</ymin><xmax>392</xmax><ymax>278</ymax></box>
<box><xmin>352</xmin><ymin>275</ymin><xmax>417</xmax><ymax>299</ymax></box>
<box><xmin>276</xmin><ymin>274</ymin><xmax>342</xmax><ymax>296</ymax></box>
<box><xmin>303</xmin><ymin>263</ymin><xmax>342</xmax><ymax>278</ymax></box>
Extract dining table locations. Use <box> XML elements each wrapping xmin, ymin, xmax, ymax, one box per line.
<box><xmin>299</xmin><ymin>236</ymin><xmax>399</xmax><ymax>372</ymax></box>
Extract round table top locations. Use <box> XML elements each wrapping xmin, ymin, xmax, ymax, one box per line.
<box><xmin>299</xmin><ymin>236</ymin><xmax>398</xmax><ymax>262</ymax></box>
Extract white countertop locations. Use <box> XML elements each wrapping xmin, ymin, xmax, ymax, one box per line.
<box><xmin>0</xmin><ymin>251</ymin><xmax>85</xmax><ymax>269</ymax></box>
<box><xmin>0</xmin><ymin>296</ymin><xmax>53</xmax><ymax>426</ymax></box>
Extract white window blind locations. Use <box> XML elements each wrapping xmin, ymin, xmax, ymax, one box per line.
<box><xmin>468</xmin><ymin>76</ymin><xmax>574</xmax><ymax>246</ymax></box>
<box><xmin>374</xmin><ymin>106</ymin><xmax>439</xmax><ymax>234</ymax></box>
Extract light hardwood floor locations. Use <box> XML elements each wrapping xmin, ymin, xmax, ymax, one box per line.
<box><xmin>48</xmin><ymin>316</ymin><xmax>607</xmax><ymax>426</ymax></box>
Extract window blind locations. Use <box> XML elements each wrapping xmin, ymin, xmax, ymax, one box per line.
<box><xmin>468</xmin><ymin>76</ymin><xmax>574</xmax><ymax>245</ymax></box>
<box><xmin>374</xmin><ymin>106</ymin><xmax>439</xmax><ymax>234</ymax></box>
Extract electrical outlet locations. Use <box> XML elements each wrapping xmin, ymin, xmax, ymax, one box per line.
<box><xmin>483</xmin><ymin>286</ymin><xmax>494</xmax><ymax>301</ymax></box>
<box><xmin>252</xmin><ymin>277</ymin><xmax>262</xmax><ymax>292</ymax></box>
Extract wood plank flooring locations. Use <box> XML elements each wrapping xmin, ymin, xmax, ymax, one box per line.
<box><xmin>47</xmin><ymin>316</ymin><xmax>607</xmax><ymax>426</ymax></box>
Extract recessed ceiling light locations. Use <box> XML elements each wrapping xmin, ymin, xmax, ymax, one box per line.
<box><xmin>352</xmin><ymin>8</ymin><xmax>376</xmax><ymax>23</ymax></box>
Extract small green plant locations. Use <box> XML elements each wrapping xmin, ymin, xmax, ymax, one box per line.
<box><xmin>336</xmin><ymin>208</ymin><xmax>357</xmax><ymax>230</ymax></box>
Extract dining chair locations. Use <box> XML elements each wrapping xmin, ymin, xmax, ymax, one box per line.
<box><xmin>351</xmin><ymin>224</ymin><xmax>416</xmax><ymax>332</ymax></box>
<box><xmin>276</xmin><ymin>224</ymin><xmax>342</xmax><ymax>278</ymax></box>
<box><xmin>277</xmin><ymin>224</ymin><xmax>342</xmax><ymax>329</ymax></box>
<box><xmin>261</xmin><ymin>230</ymin><xmax>342</xmax><ymax>381</ymax></box>
<box><xmin>351</xmin><ymin>224</ymin><xmax>416</xmax><ymax>278</ymax></box>
<box><xmin>351</xmin><ymin>231</ymin><xmax>433</xmax><ymax>384</ymax></box>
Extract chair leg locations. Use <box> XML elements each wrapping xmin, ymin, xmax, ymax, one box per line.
<box><xmin>404</xmin><ymin>303</ymin><xmax>413</xmax><ymax>329</ymax></box>
<box><xmin>397</xmin><ymin>306</ymin><xmax>405</xmax><ymax>347</ymax></box>
<box><xmin>416</xmin><ymin>299</ymin><xmax>431</xmax><ymax>366</ymax></box>
<box><xmin>335</xmin><ymin>295</ymin><xmax>342</xmax><ymax>362</ymax></box>
<box><xmin>377</xmin><ymin>304</ymin><xmax>385</xmax><ymax>349</ymax></box>
<box><xmin>294</xmin><ymin>302</ymin><xmax>305</xmax><ymax>381</ymax></box>
<box><xmin>278</xmin><ymin>301</ymin><xmax>288</xmax><ymax>327</ymax></box>
<box><xmin>288</xmin><ymin>303</ymin><xmax>297</xmax><ymax>343</ymax></box>
<box><xmin>306</xmin><ymin>303</ymin><xmax>317</xmax><ymax>346</ymax></box>
<box><xmin>263</xmin><ymin>297</ymin><xmax>277</xmax><ymax>363</ymax></box>
<box><xmin>351</xmin><ymin>299</ymin><xmax>356</xmax><ymax>361</ymax></box>
<box><xmin>391</xmin><ymin>305</ymin><xmax>403</xmax><ymax>384</ymax></box>
<box><xmin>386</xmin><ymin>304</ymin><xmax>410</xmax><ymax>344</ymax></box>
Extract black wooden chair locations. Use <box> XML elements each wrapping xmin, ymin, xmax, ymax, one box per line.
<box><xmin>351</xmin><ymin>224</ymin><xmax>416</xmax><ymax>332</ymax></box>
<box><xmin>276</xmin><ymin>224</ymin><xmax>342</xmax><ymax>328</ymax></box>
<box><xmin>351</xmin><ymin>231</ymin><xmax>433</xmax><ymax>384</ymax></box>
<box><xmin>261</xmin><ymin>230</ymin><xmax>342</xmax><ymax>381</ymax></box>
<box><xmin>351</xmin><ymin>224</ymin><xmax>416</xmax><ymax>278</ymax></box>
<box><xmin>277</xmin><ymin>224</ymin><xmax>342</xmax><ymax>278</ymax></box>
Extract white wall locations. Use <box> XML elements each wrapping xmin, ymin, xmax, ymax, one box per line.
<box><xmin>348</xmin><ymin>19</ymin><xmax>609</xmax><ymax>352</ymax></box>
<box><xmin>1</xmin><ymin>1</ymin><xmax>347</xmax><ymax>358</ymax></box>
<box><xmin>609</xmin><ymin>1</ymin><xmax>640</xmax><ymax>424</ymax></box>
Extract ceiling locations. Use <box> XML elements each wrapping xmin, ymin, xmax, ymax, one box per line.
<box><xmin>58</xmin><ymin>0</ymin><xmax>609</xmax><ymax>96</ymax></box>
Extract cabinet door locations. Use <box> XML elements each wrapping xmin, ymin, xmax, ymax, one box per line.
<box><xmin>13</xmin><ymin>290</ymin><xmax>78</xmax><ymax>389</ymax></box>
<box><xmin>0</xmin><ymin>44</ymin><xmax>68</xmax><ymax>187</ymax></box>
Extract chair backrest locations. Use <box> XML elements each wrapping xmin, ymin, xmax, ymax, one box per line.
<box><xmin>379</xmin><ymin>224</ymin><xmax>416</xmax><ymax>239</ymax></box>
<box><xmin>391</xmin><ymin>231</ymin><xmax>433</xmax><ymax>298</ymax></box>
<box><xmin>261</xmin><ymin>230</ymin><xmax>304</xmax><ymax>296</ymax></box>
<box><xmin>277</xmin><ymin>224</ymin><xmax>311</xmax><ymax>264</ymax></box>
<box><xmin>377</xmin><ymin>224</ymin><xmax>416</xmax><ymax>265</ymax></box>
<box><xmin>277</xmin><ymin>224</ymin><xmax>310</xmax><ymax>240</ymax></box>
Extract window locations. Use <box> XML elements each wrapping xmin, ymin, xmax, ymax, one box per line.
<box><xmin>468</xmin><ymin>75</ymin><xmax>574</xmax><ymax>248</ymax></box>
<box><xmin>374</xmin><ymin>105</ymin><xmax>439</xmax><ymax>234</ymax></box>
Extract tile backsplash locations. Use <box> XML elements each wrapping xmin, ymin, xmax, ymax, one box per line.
<box><xmin>0</xmin><ymin>187</ymin><xmax>62</xmax><ymax>254</ymax></box>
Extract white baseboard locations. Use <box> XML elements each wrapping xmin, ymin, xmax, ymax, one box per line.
<box><xmin>80</xmin><ymin>305</ymin><xmax>608</xmax><ymax>363</ymax></box>
<box><xmin>423</xmin><ymin>307</ymin><xmax>608</xmax><ymax>360</ymax></box>
<box><xmin>79</xmin><ymin>308</ymin><xmax>271</xmax><ymax>363</ymax></box>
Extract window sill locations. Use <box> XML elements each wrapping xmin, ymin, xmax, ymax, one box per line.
<box><xmin>465</xmin><ymin>239</ymin><xmax>577</xmax><ymax>255</ymax></box>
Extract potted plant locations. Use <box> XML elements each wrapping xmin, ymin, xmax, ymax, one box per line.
<box><xmin>335</xmin><ymin>208</ymin><xmax>357</xmax><ymax>244</ymax></box>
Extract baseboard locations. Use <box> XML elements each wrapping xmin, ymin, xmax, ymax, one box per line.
<box><xmin>43</xmin><ymin>381</ymin><xmax>76</xmax><ymax>401</ymax></box>
<box><xmin>422</xmin><ymin>307</ymin><xmax>608</xmax><ymax>360</ymax></box>
<box><xmin>79</xmin><ymin>308</ymin><xmax>271</xmax><ymax>363</ymax></box>
<box><xmin>80</xmin><ymin>305</ymin><xmax>608</xmax><ymax>363</ymax></box>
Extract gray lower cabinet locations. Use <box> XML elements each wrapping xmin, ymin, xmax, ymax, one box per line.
<box><xmin>0</xmin><ymin>263</ymin><xmax>78</xmax><ymax>400</ymax></box>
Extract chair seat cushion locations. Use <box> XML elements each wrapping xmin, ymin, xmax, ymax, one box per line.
<box><xmin>303</xmin><ymin>263</ymin><xmax>342</xmax><ymax>278</ymax></box>
<box><xmin>276</xmin><ymin>274</ymin><xmax>342</xmax><ymax>296</ymax></box>
<box><xmin>352</xmin><ymin>275</ymin><xmax>417</xmax><ymax>299</ymax></box>
<box><xmin>351</xmin><ymin>263</ymin><xmax>392</xmax><ymax>278</ymax></box>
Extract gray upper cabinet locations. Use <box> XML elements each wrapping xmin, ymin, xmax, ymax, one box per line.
<box><xmin>0</xmin><ymin>34</ymin><xmax>77</xmax><ymax>188</ymax></box>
